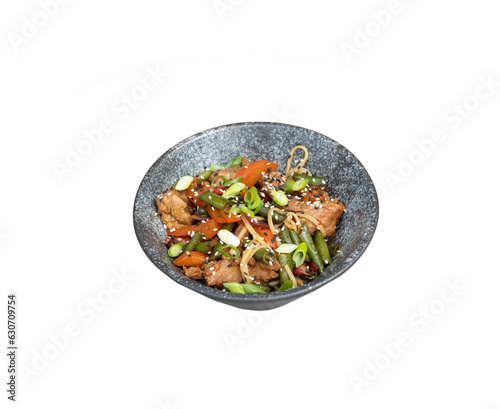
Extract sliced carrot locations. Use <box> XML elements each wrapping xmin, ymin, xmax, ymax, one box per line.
<box><xmin>241</xmin><ymin>157</ymin><xmax>250</xmax><ymax>167</ymax></box>
<box><xmin>206</xmin><ymin>206</ymin><xmax>241</xmax><ymax>224</ymax></box>
<box><xmin>167</xmin><ymin>219</ymin><xmax>220</xmax><ymax>239</ymax></box>
<box><xmin>173</xmin><ymin>251</ymin><xmax>208</xmax><ymax>267</ymax></box>
<box><xmin>256</xmin><ymin>226</ymin><xmax>278</xmax><ymax>249</ymax></box>
<box><xmin>235</xmin><ymin>160</ymin><xmax>279</xmax><ymax>188</ymax></box>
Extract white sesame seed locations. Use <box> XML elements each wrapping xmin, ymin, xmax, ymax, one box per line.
<box><xmin>171</xmin><ymin>228</ymin><xmax>176</xmax><ymax>231</ymax></box>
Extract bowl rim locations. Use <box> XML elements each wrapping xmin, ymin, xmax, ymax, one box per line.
<box><xmin>133</xmin><ymin>121</ymin><xmax>379</xmax><ymax>306</ymax></box>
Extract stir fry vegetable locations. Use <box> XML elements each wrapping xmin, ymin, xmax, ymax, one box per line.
<box><xmin>156</xmin><ymin>149</ymin><xmax>345</xmax><ymax>293</ymax></box>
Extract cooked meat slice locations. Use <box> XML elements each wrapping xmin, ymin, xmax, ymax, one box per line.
<box><xmin>156</xmin><ymin>187</ymin><xmax>196</xmax><ymax>230</ymax></box>
<box><xmin>257</xmin><ymin>171</ymin><xmax>285</xmax><ymax>196</ymax></box>
<box><xmin>203</xmin><ymin>258</ymin><xmax>243</xmax><ymax>287</ymax></box>
<box><xmin>183</xmin><ymin>266</ymin><xmax>203</xmax><ymax>280</ymax></box>
<box><xmin>286</xmin><ymin>193</ymin><xmax>344</xmax><ymax>237</ymax></box>
<box><xmin>209</xmin><ymin>166</ymin><xmax>242</xmax><ymax>188</ymax></box>
<box><xmin>247</xmin><ymin>258</ymin><xmax>280</xmax><ymax>283</ymax></box>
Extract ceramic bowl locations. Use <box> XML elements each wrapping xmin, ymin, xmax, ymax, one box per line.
<box><xmin>133</xmin><ymin>122</ymin><xmax>379</xmax><ymax>310</ymax></box>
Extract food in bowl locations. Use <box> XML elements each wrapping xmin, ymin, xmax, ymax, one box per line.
<box><xmin>156</xmin><ymin>146</ymin><xmax>345</xmax><ymax>293</ymax></box>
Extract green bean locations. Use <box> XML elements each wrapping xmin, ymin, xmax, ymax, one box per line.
<box><xmin>290</xmin><ymin>229</ymin><xmax>310</xmax><ymax>261</ymax></box>
<box><xmin>279</xmin><ymin>268</ymin><xmax>289</xmax><ymax>285</ymax></box>
<box><xmin>299</xmin><ymin>223</ymin><xmax>324</xmax><ymax>273</ymax></box>
<box><xmin>257</xmin><ymin>204</ymin><xmax>287</xmax><ymax>223</ymax></box>
<box><xmin>194</xmin><ymin>240</ymin><xmax>212</xmax><ymax>254</ymax></box>
<box><xmin>314</xmin><ymin>231</ymin><xmax>331</xmax><ymax>266</ymax></box>
<box><xmin>277</xmin><ymin>253</ymin><xmax>293</xmax><ymax>272</ymax></box>
<box><xmin>329</xmin><ymin>242</ymin><xmax>342</xmax><ymax>258</ymax></box>
<box><xmin>293</xmin><ymin>173</ymin><xmax>326</xmax><ymax>186</ymax></box>
<box><xmin>289</xmin><ymin>229</ymin><xmax>301</xmax><ymax>246</ymax></box>
<box><xmin>221</xmin><ymin>223</ymin><xmax>235</xmax><ymax>232</ymax></box>
<box><xmin>195</xmin><ymin>206</ymin><xmax>209</xmax><ymax>217</ymax></box>
<box><xmin>199</xmin><ymin>191</ymin><xmax>229</xmax><ymax>210</ymax></box>
<box><xmin>198</xmin><ymin>170</ymin><xmax>213</xmax><ymax>182</ymax></box>
<box><xmin>209</xmin><ymin>241</ymin><xmax>224</xmax><ymax>260</ymax></box>
<box><xmin>253</xmin><ymin>248</ymin><xmax>275</xmax><ymax>264</ymax></box>
<box><xmin>241</xmin><ymin>237</ymin><xmax>251</xmax><ymax>249</ymax></box>
<box><xmin>278</xmin><ymin>227</ymin><xmax>293</xmax><ymax>244</ymax></box>
<box><xmin>184</xmin><ymin>231</ymin><xmax>204</xmax><ymax>253</ymax></box>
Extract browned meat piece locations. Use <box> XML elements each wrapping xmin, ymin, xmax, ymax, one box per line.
<box><xmin>209</xmin><ymin>166</ymin><xmax>242</xmax><ymax>188</ymax></box>
<box><xmin>286</xmin><ymin>192</ymin><xmax>345</xmax><ymax>237</ymax></box>
<box><xmin>257</xmin><ymin>171</ymin><xmax>285</xmax><ymax>196</ymax></box>
<box><xmin>247</xmin><ymin>258</ymin><xmax>280</xmax><ymax>283</ymax></box>
<box><xmin>156</xmin><ymin>187</ymin><xmax>196</xmax><ymax>230</ymax></box>
<box><xmin>183</xmin><ymin>266</ymin><xmax>203</xmax><ymax>280</ymax></box>
<box><xmin>203</xmin><ymin>258</ymin><xmax>243</xmax><ymax>287</ymax></box>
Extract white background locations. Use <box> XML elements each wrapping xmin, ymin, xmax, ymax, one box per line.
<box><xmin>1</xmin><ymin>0</ymin><xmax>499</xmax><ymax>408</ymax></box>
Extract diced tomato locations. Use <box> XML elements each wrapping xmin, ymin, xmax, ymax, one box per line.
<box><xmin>206</xmin><ymin>206</ymin><xmax>241</xmax><ymax>224</ymax></box>
<box><xmin>173</xmin><ymin>251</ymin><xmax>208</xmax><ymax>267</ymax></box>
<box><xmin>167</xmin><ymin>219</ymin><xmax>220</xmax><ymax>239</ymax></box>
<box><xmin>255</xmin><ymin>226</ymin><xmax>278</xmax><ymax>249</ymax></box>
<box><xmin>235</xmin><ymin>160</ymin><xmax>279</xmax><ymax>188</ymax></box>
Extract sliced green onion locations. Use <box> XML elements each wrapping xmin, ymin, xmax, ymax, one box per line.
<box><xmin>225</xmin><ymin>157</ymin><xmax>243</xmax><ymax>168</ymax></box>
<box><xmin>240</xmin><ymin>205</ymin><xmax>255</xmax><ymax>217</ymax></box>
<box><xmin>168</xmin><ymin>243</ymin><xmax>184</xmax><ymax>258</ymax></box>
<box><xmin>228</xmin><ymin>205</ymin><xmax>242</xmax><ymax>215</ymax></box>
<box><xmin>271</xmin><ymin>189</ymin><xmax>289</xmax><ymax>206</ymax></box>
<box><xmin>175</xmin><ymin>176</ymin><xmax>194</xmax><ymax>191</ymax></box>
<box><xmin>283</xmin><ymin>180</ymin><xmax>295</xmax><ymax>192</ymax></box>
<box><xmin>283</xmin><ymin>178</ymin><xmax>308</xmax><ymax>192</ymax></box>
<box><xmin>208</xmin><ymin>164</ymin><xmax>224</xmax><ymax>171</ymax></box>
<box><xmin>219</xmin><ymin>245</ymin><xmax>241</xmax><ymax>259</ymax></box>
<box><xmin>293</xmin><ymin>242</ymin><xmax>307</xmax><ymax>267</ymax></box>
<box><xmin>217</xmin><ymin>229</ymin><xmax>240</xmax><ymax>247</ymax></box>
<box><xmin>241</xmin><ymin>283</ymin><xmax>268</xmax><ymax>294</ymax></box>
<box><xmin>292</xmin><ymin>178</ymin><xmax>308</xmax><ymax>191</ymax></box>
<box><xmin>279</xmin><ymin>280</ymin><xmax>293</xmax><ymax>291</ymax></box>
<box><xmin>223</xmin><ymin>177</ymin><xmax>243</xmax><ymax>187</ymax></box>
<box><xmin>222</xmin><ymin>182</ymin><xmax>246</xmax><ymax>199</ymax></box>
<box><xmin>244</xmin><ymin>186</ymin><xmax>262</xmax><ymax>210</ymax></box>
<box><xmin>223</xmin><ymin>283</ymin><xmax>245</xmax><ymax>294</ymax></box>
<box><xmin>275</xmin><ymin>243</ymin><xmax>298</xmax><ymax>254</ymax></box>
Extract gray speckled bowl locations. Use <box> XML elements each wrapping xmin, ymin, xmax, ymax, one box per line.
<box><xmin>133</xmin><ymin>122</ymin><xmax>378</xmax><ymax>310</ymax></box>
